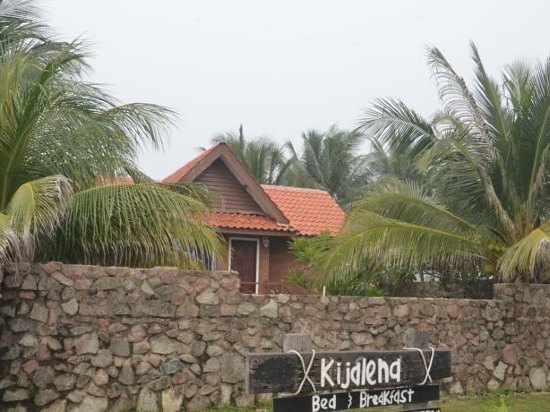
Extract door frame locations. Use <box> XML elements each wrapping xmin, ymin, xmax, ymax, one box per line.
<box><xmin>228</xmin><ymin>237</ymin><xmax>260</xmax><ymax>294</ymax></box>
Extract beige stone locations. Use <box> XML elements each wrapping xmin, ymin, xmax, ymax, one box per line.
<box><xmin>19</xmin><ymin>333</ymin><xmax>37</xmax><ymax>347</ymax></box>
<box><xmin>75</xmin><ymin>333</ymin><xmax>99</xmax><ymax>355</ymax></box>
<box><xmin>2</xmin><ymin>389</ymin><xmax>30</xmax><ymax>402</ymax></box>
<box><xmin>42</xmin><ymin>399</ymin><xmax>67</xmax><ymax>412</ymax></box>
<box><xmin>220</xmin><ymin>384</ymin><xmax>233</xmax><ymax>405</ymax></box>
<box><xmin>161</xmin><ymin>388</ymin><xmax>183</xmax><ymax>412</ymax></box>
<box><xmin>220</xmin><ymin>352</ymin><xmax>245</xmax><ymax>384</ymax></box>
<box><xmin>151</xmin><ymin>336</ymin><xmax>175</xmax><ymax>354</ymax></box>
<box><xmin>530</xmin><ymin>367</ymin><xmax>547</xmax><ymax>390</ymax></box>
<box><xmin>493</xmin><ymin>361</ymin><xmax>507</xmax><ymax>381</ymax></box>
<box><xmin>259</xmin><ymin>299</ymin><xmax>277</xmax><ymax>318</ymax></box>
<box><xmin>137</xmin><ymin>387</ymin><xmax>158</xmax><ymax>412</ymax></box>
<box><xmin>79</xmin><ymin>395</ymin><xmax>108</xmax><ymax>412</ymax></box>
<box><xmin>196</xmin><ymin>290</ymin><xmax>219</xmax><ymax>305</ymax></box>
<box><xmin>29</xmin><ymin>303</ymin><xmax>49</xmax><ymax>323</ymax></box>
<box><xmin>393</xmin><ymin>304</ymin><xmax>410</xmax><ymax>318</ymax></box>
<box><xmin>61</xmin><ymin>299</ymin><xmax>79</xmax><ymax>316</ymax></box>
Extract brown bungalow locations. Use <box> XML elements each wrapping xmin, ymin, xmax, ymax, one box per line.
<box><xmin>164</xmin><ymin>142</ymin><xmax>345</xmax><ymax>294</ymax></box>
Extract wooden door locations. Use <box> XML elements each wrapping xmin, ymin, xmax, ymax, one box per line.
<box><xmin>230</xmin><ymin>239</ymin><xmax>258</xmax><ymax>294</ymax></box>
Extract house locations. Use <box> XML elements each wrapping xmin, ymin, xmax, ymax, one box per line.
<box><xmin>164</xmin><ymin>142</ymin><xmax>345</xmax><ymax>294</ymax></box>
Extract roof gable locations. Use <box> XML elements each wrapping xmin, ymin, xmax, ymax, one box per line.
<box><xmin>195</xmin><ymin>159</ymin><xmax>264</xmax><ymax>214</ymax></box>
<box><xmin>163</xmin><ymin>143</ymin><xmax>288</xmax><ymax>224</ymax></box>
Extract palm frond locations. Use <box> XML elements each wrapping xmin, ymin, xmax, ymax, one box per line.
<box><xmin>0</xmin><ymin>212</ymin><xmax>20</xmax><ymax>265</ymax></box>
<box><xmin>0</xmin><ymin>0</ymin><xmax>47</xmax><ymax>49</ymax></box>
<box><xmin>470</xmin><ymin>43</ymin><xmax>513</xmax><ymax>145</ymax></box>
<box><xmin>358</xmin><ymin>97</ymin><xmax>436</xmax><ymax>157</ymax></box>
<box><xmin>498</xmin><ymin>221</ymin><xmax>550</xmax><ymax>282</ymax></box>
<box><xmin>418</xmin><ymin>131</ymin><xmax>515</xmax><ymax>239</ymax></box>
<box><xmin>524</xmin><ymin>57</ymin><xmax>550</xmax><ymax>205</ymax></box>
<box><xmin>358</xmin><ymin>179</ymin><xmax>477</xmax><ymax>234</ymax></box>
<box><xmin>0</xmin><ymin>41</ymin><xmax>178</xmax><ymax>200</ymax></box>
<box><xmin>94</xmin><ymin>103</ymin><xmax>177</xmax><ymax>152</ymax></box>
<box><xmin>317</xmin><ymin>209</ymin><xmax>483</xmax><ymax>284</ymax></box>
<box><xmin>427</xmin><ymin>45</ymin><xmax>491</xmax><ymax>145</ymax></box>
<box><xmin>7</xmin><ymin>175</ymin><xmax>72</xmax><ymax>255</ymax></box>
<box><xmin>0</xmin><ymin>42</ymin><xmax>89</xmax><ymax>202</ymax></box>
<box><xmin>40</xmin><ymin>183</ymin><xmax>224</xmax><ymax>269</ymax></box>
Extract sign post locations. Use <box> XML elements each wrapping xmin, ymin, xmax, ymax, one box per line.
<box><xmin>404</xmin><ymin>329</ymin><xmax>430</xmax><ymax>412</ymax></box>
<box><xmin>246</xmin><ymin>330</ymin><xmax>450</xmax><ymax>412</ymax></box>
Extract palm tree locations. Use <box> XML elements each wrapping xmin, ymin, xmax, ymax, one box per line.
<box><xmin>0</xmin><ymin>1</ymin><xmax>222</xmax><ymax>269</ymax></box>
<box><xmin>211</xmin><ymin>125</ymin><xmax>291</xmax><ymax>184</ymax></box>
<box><xmin>285</xmin><ymin>126</ymin><xmax>368</xmax><ymax>204</ymax></box>
<box><xmin>319</xmin><ymin>43</ymin><xmax>550</xmax><ymax>283</ymax></box>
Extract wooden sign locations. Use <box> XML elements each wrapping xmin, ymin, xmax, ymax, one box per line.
<box><xmin>273</xmin><ymin>384</ymin><xmax>439</xmax><ymax>412</ymax></box>
<box><xmin>246</xmin><ymin>349</ymin><xmax>451</xmax><ymax>394</ymax></box>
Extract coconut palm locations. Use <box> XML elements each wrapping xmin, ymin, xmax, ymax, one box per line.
<box><xmin>285</xmin><ymin>126</ymin><xmax>368</xmax><ymax>204</ymax></box>
<box><xmin>0</xmin><ymin>1</ymin><xmax>222</xmax><ymax>269</ymax></box>
<box><xmin>211</xmin><ymin>125</ymin><xmax>291</xmax><ymax>184</ymax></box>
<box><xmin>320</xmin><ymin>43</ymin><xmax>550</xmax><ymax>283</ymax></box>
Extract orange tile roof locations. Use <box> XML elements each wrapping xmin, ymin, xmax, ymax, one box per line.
<box><xmin>163</xmin><ymin>143</ymin><xmax>223</xmax><ymax>183</ymax></box>
<box><xmin>261</xmin><ymin>185</ymin><xmax>345</xmax><ymax>236</ymax></box>
<box><xmin>209</xmin><ymin>212</ymin><xmax>295</xmax><ymax>233</ymax></box>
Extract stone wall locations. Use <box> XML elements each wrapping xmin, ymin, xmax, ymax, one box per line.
<box><xmin>0</xmin><ymin>263</ymin><xmax>550</xmax><ymax>411</ymax></box>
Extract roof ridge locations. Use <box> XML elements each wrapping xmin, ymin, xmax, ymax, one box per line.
<box><xmin>211</xmin><ymin>211</ymin><xmax>293</xmax><ymax>226</ymax></box>
<box><xmin>163</xmin><ymin>142</ymin><xmax>225</xmax><ymax>183</ymax></box>
<box><xmin>261</xmin><ymin>184</ymin><xmax>330</xmax><ymax>194</ymax></box>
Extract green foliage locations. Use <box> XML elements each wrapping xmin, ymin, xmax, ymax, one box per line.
<box><xmin>0</xmin><ymin>1</ymin><xmax>222</xmax><ymax>269</ymax></box>
<box><xmin>288</xmin><ymin>267</ymin><xmax>385</xmax><ymax>297</ymax></box>
<box><xmin>324</xmin><ymin>272</ymin><xmax>385</xmax><ymax>297</ymax></box>
<box><xmin>287</xmin><ymin>234</ymin><xmax>383</xmax><ymax>296</ymax></box>
<box><xmin>319</xmin><ymin>43</ymin><xmax>550</xmax><ymax>284</ymax></box>
<box><xmin>372</xmin><ymin>266</ymin><xmax>417</xmax><ymax>296</ymax></box>
<box><xmin>212</xmin><ymin>124</ymin><xmax>369</xmax><ymax>207</ymax></box>
<box><xmin>285</xmin><ymin>125</ymin><xmax>369</xmax><ymax>205</ymax></box>
<box><xmin>39</xmin><ymin>183</ymin><xmax>223</xmax><ymax>268</ymax></box>
<box><xmin>212</xmin><ymin>124</ymin><xmax>371</xmax><ymax>205</ymax></box>
<box><xmin>212</xmin><ymin>125</ymin><xmax>292</xmax><ymax>185</ymax></box>
<box><xmin>287</xmin><ymin>233</ymin><xmax>332</xmax><ymax>265</ymax></box>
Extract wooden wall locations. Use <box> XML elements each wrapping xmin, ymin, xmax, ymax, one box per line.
<box><xmin>195</xmin><ymin>159</ymin><xmax>264</xmax><ymax>214</ymax></box>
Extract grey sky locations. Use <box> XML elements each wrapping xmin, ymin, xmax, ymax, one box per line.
<box><xmin>46</xmin><ymin>0</ymin><xmax>549</xmax><ymax>180</ymax></box>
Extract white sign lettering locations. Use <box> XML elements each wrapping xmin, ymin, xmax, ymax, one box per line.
<box><xmin>359</xmin><ymin>387</ymin><xmax>414</xmax><ymax>408</ymax></box>
<box><xmin>320</xmin><ymin>357</ymin><xmax>401</xmax><ymax>390</ymax></box>
<box><xmin>312</xmin><ymin>394</ymin><xmax>336</xmax><ymax>412</ymax></box>
<box><xmin>310</xmin><ymin>387</ymin><xmax>417</xmax><ymax>411</ymax></box>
